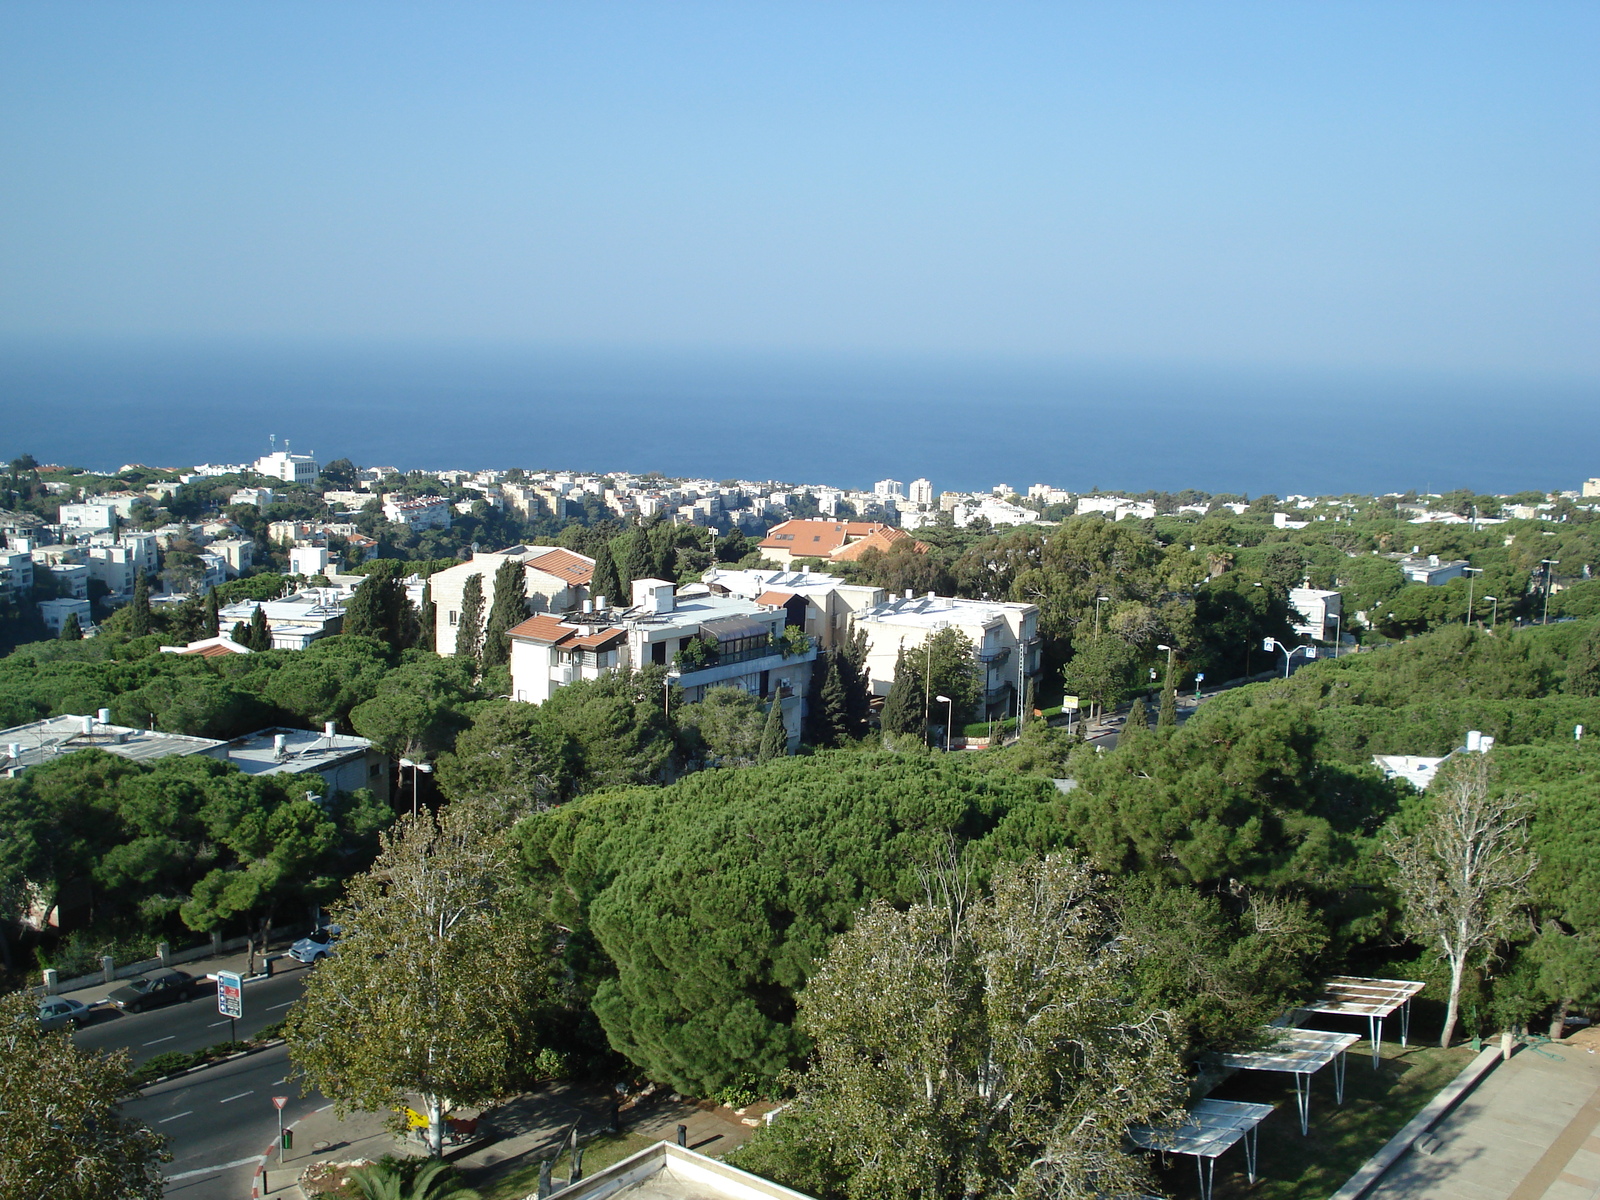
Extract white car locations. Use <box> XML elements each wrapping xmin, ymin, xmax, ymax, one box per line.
<box><xmin>288</xmin><ymin>925</ymin><xmax>342</xmax><ymax>964</ymax></box>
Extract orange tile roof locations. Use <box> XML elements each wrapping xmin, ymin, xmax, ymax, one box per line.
<box><xmin>829</xmin><ymin>527</ymin><xmax>930</xmax><ymax>562</ymax></box>
<box><xmin>756</xmin><ymin>590</ymin><xmax>798</xmax><ymax>606</ymax></box>
<box><xmin>506</xmin><ymin>614</ymin><xmax>577</xmax><ymax>644</ymax></box>
<box><xmin>758</xmin><ymin>520</ymin><xmax>890</xmax><ymax>554</ymax></box>
<box><xmin>569</xmin><ymin>628</ymin><xmax>627</xmax><ymax>650</ymax></box>
<box><xmin>527</xmin><ymin>547</ymin><xmax>594</xmax><ymax>585</ymax></box>
<box><xmin>179</xmin><ymin>642</ymin><xmax>247</xmax><ymax>657</ymax></box>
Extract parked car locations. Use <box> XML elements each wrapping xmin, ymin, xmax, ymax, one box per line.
<box><xmin>35</xmin><ymin>996</ymin><xmax>91</xmax><ymax>1031</ymax></box>
<box><xmin>288</xmin><ymin>925</ymin><xmax>342</xmax><ymax>964</ymax></box>
<box><xmin>107</xmin><ymin>969</ymin><xmax>196</xmax><ymax>1013</ymax></box>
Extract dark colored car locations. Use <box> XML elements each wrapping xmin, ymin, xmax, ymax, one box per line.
<box><xmin>107</xmin><ymin>969</ymin><xmax>196</xmax><ymax>1013</ymax></box>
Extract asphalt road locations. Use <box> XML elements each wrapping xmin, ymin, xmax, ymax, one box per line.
<box><xmin>127</xmin><ymin>1042</ymin><xmax>328</xmax><ymax>1200</ymax></box>
<box><xmin>74</xmin><ymin>965</ymin><xmax>310</xmax><ymax>1065</ymax></box>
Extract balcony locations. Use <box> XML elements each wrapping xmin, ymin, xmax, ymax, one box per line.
<box><xmin>671</xmin><ymin>639</ymin><xmax>818</xmax><ymax>690</ymax></box>
<box><xmin>976</xmin><ymin>646</ymin><xmax>1011</xmax><ymax>665</ymax></box>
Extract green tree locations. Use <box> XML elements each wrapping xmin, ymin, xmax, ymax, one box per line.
<box><xmin>318</xmin><ymin>457</ymin><xmax>359</xmax><ymax>491</ymax></box>
<box><xmin>416</xmin><ymin>580</ymin><xmax>436</xmax><ymax>653</ymax></box>
<box><xmin>758</xmin><ymin>698</ymin><xmax>787</xmax><ymax>761</ymax></box>
<box><xmin>247</xmin><ymin>604</ymin><xmax>272</xmax><ymax>651</ymax></box>
<box><xmin>735</xmin><ymin>856</ymin><xmax>1184</xmax><ymax>1200</ymax></box>
<box><xmin>1157</xmin><ymin>668</ymin><xmax>1178</xmax><ymax>729</ymax></box>
<box><xmin>1565</xmin><ymin>625</ymin><xmax>1600</xmax><ymax>697</ymax></box>
<box><xmin>343</xmin><ymin>560</ymin><xmax>418</xmax><ymax>648</ymax></box>
<box><xmin>231</xmin><ymin>620</ymin><xmax>251</xmax><ymax>647</ymax></box>
<box><xmin>286</xmin><ymin>804</ymin><xmax>554</xmax><ymax>1157</ymax></box>
<box><xmin>589</xmin><ymin>542</ymin><xmax>624</xmax><ymax>608</ymax></box>
<box><xmin>434</xmin><ymin>701</ymin><xmax>576</xmax><ymax>815</ymax></box>
<box><xmin>481</xmin><ymin>558</ymin><xmax>526</xmax><ymax>670</ymax></box>
<box><xmin>203</xmin><ymin>585</ymin><xmax>220</xmax><ymax>637</ymax></box>
<box><xmin>515</xmin><ymin>751</ymin><xmax>1057</xmax><ymax>1095</ymax></box>
<box><xmin>348</xmin><ymin>657</ymin><xmax>476</xmax><ymax>762</ymax></box>
<box><xmin>679</xmin><ymin>686</ymin><xmax>766</xmax><ymax>765</ymax></box>
<box><xmin>129</xmin><ymin>571</ymin><xmax>152</xmax><ymax>637</ymax></box>
<box><xmin>878</xmin><ymin>648</ymin><xmax>924</xmax><ymax>736</ymax></box>
<box><xmin>1529</xmin><ymin>923</ymin><xmax>1600</xmax><ymax>1039</ymax></box>
<box><xmin>1060</xmin><ymin>635</ymin><xmax>1135</xmax><ymax>722</ymax></box>
<box><xmin>348</xmin><ymin>1159</ymin><xmax>481</xmax><ymax>1200</ymax></box>
<box><xmin>454</xmin><ymin>573</ymin><xmax>485</xmax><ymax>672</ymax></box>
<box><xmin>59</xmin><ymin>612</ymin><xmax>83</xmax><ymax>641</ymax></box>
<box><xmin>623</xmin><ymin>529</ymin><xmax>656</xmax><ymax>589</ymax></box>
<box><xmin>0</xmin><ymin>991</ymin><xmax>169</xmax><ymax>1200</ymax></box>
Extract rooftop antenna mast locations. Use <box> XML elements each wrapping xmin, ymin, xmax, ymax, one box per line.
<box><xmin>269</xmin><ymin>434</ymin><xmax>276</xmax><ymax>454</ymax></box>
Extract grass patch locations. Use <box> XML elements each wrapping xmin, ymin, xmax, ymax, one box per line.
<box><xmin>1149</xmin><ymin>1039</ymin><xmax>1477</xmax><ymax>1199</ymax></box>
<box><xmin>475</xmin><ymin>1131</ymin><xmax>660</xmax><ymax>1200</ymax></box>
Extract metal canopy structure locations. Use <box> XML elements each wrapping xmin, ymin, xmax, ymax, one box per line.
<box><xmin>1299</xmin><ymin>975</ymin><xmax>1425</xmax><ymax>1068</ymax></box>
<box><xmin>1129</xmin><ymin>1099</ymin><xmax>1275</xmax><ymax>1200</ymax></box>
<box><xmin>1207</xmin><ymin>1028</ymin><xmax>1360</xmax><ymax>1135</ymax></box>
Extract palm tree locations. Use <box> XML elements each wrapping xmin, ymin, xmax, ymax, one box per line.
<box><xmin>347</xmin><ymin>1158</ymin><xmax>481</xmax><ymax>1200</ymax></box>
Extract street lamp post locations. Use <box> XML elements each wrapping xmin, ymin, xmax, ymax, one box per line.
<box><xmin>1484</xmin><ymin>596</ymin><xmax>1498</xmax><ymax>629</ymax></box>
<box><xmin>1263</xmin><ymin>637</ymin><xmax>1317</xmax><ymax>679</ymax></box>
<box><xmin>1541</xmin><ymin>560</ymin><xmax>1559</xmax><ymax>624</ymax></box>
<box><xmin>1156</xmin><ymin>642</ymin><xmax>1176</xmax><ymax>695</ymax></box>
<box><xmin>936</xmin><ymin>695</ymin><xmax>954</xmax><ymax>750</ymax></box>
<box><xmin>1462</xmin><ymin>566</ymin><xmax>1482</xmax><ymax>627</ymax></box>
<box><xmin>398</xmin><ymin>757</ymin><xmax>434</xmax><ymax>818</ymax></box>
<box><xmin>1093</xmin><ymin>595</ymin><xmax>1110</xmax><ymax>638</ymax></box>
<box><xmin>1329</xmin><ymin>612</ymin><xmax>1342</xmax><ymax>658</ymax></box>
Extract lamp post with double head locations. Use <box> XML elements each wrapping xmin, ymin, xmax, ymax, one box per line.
<box><xmin>398</xmin><ymin>757</ymin><xmax>433</xmax><ymax>818</ymax></box>
<box><xmin>1462</xmin><ymin>566</ymin><xmax>1482</xmax><ymax>627</ymax></box>
<box><xmin>1262</xmin><ymin>637</ymin><xmax>1317</xmax><ymax>679</ymax></box>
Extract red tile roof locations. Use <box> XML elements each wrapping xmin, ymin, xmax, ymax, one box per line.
<box><xmin>506</xmin><ymin>614</ymin><xmax>577</xmax><ymax>644</ymax></box>
<box><xmin>829</xmin><ymin>527</ymin><xmax>930</xmax><ymax>563</ymax></box>
<box><xmin>527</xmin><ymin>547</ymin><xmax>594</xmax><ymax>586</ymax></box>
<box><xmin>758</xmin><ymin>520</ymin><xmax>890</xmax><ymax>555</ymax></box>
<box><xmin>179</xmin><ymin>642</ymin><xmax>248</xmax><ymax>657</ymax></box>
<box><xmin>756</xmin><ymin>590</ymin><xmax>798</xmax><ymax>606</ymax></box>
<box><xmin>569</xmin><ymin>628</ymin><xmax>627</xmax><ymax>650</ymax></box>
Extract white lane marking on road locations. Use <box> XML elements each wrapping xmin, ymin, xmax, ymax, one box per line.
<box><xmin>164</xmin><ymin>1155</ymin><xmax>264</xmax><ymax>1182</ymax></box>
<box><xmin>207</xmin><ymin>1018</ymin><xmax>230</xmax><ymax>1027</ymax></box>
<box><xmin>143</xmin><ymin>1035</ymin><xmax>176</xmax><ymax>1045</ymax></box>
<box><xmin>266</xmin><ymin>1000</ymin><xmax>294</xmax><ymax>1010</ymax></box>
<box><xmin>274</xmin><ymin>1077</ymin><xmax>287</xmax><ymax>1084</ymax></box>
<box><xmin>219</xmin><ymin>1090</ymin><xmax>254</xmax><ymax>1103</ymax></box>
<box><xmin>157</xmin><ymin>1111</ymin><xmax>193</xmax><ymax>1124</ymax></box>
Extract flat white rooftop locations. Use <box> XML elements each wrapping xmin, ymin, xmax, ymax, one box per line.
<box><xmin>202</xmin><ymin>727</ymin><xmax>374</xmax><ymax>776</ymax></box>
<box><xmin>0</xmin><ymin>715</ymin><xmax>222</xmax><ymax>773</ymax></box>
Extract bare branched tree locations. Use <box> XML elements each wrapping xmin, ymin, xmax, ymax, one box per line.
<box><xmin>1387</xmin><ymin>753</ymin><xmax>1536</xmax><ymax>1048</ymax></box>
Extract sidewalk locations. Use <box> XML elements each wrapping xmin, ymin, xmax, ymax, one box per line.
<box><xmin>1367</xmin><ymin>1026</ymin><xmax>1600</xmax><ymax>1200</ymax></box>
<box><xmin>254</xmin><ymin>1082</ymin><xmax>759</xmax><ymax>1199</ymax></box>
<box><xmin>56</xmin><ymin>941</ymin><xmax>303</xmax><ymax>1009</ymax></box>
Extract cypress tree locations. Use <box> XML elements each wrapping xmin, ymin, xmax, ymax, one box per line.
<box><xmin>416</xmin><ymin>580</ymin><xmax>436</xmax><ymax>653</ymax></box>
<box><xmin>839</xmin><ymin>627</ymin><xmax>873</xmax><ymax>736</ymax></box>
<box><xmin>1158</xmin><ymin>674</ymin><xmax>1178</xmax><ymax>729</ymax></box>
<box><xmin>879</xmin><ymin>648</ymin><xmax>925</xmax><ymax>736</ymax></box>
<box><xmin>652</xmin><ymin>521</ymin><xmax>677</xmax><ymax>579</ymax></box>
<box><xmin>802</xmin><ymin>650</ymin><xmax>835</xmax><ymax>747</ymax></box>
<box><xmin>456</xmin><ymin>573</ymin><xmax>485</xmax><ymax>670</ymax></box>
<box><xmin>248</xmin><ymin>604</ymin><xmax>272</xmax><ymax>651</ymax></box>
<box><xmin>590</xmin><ymin>543</ymin><xmax>624</xmax><ymax>609</ymax></box>
<box><xmin>623</xmin><ymin>530</ymin><xmax>656</xmax><ymax>589</ymax></box>
<box><xmin>481</xmin><ymin>559</ymin><xmax>526</xmax><ymax>669</ymax></box>
<box><xmin>820</xmin><ymin>656</ymin><xmax>851</xmax><ymax>745</ymax></box>
<box><xmin>232</xmin><ymin>620</ymin><xmax>251</xmax><ymax>647</ymax></box>
<box><xmin>203</xmin><ymin>585</ymin><xmax>220</xmax><ymax>638</ymax></box>
<box><xmin>343</xmin><ymin>560</ymin><xmax>413</xmax><ymax>646</ymax></box>
<box><xmin>129</xmin><ymin>572</ymin><xmax>152</xmax><ymax>637</ymax></box>
<box><xmin>758</xmin><ymin>697</ymin><xmax>787</xmax><ymax>761</ymax></box>
<box><xmin>58</xmin><ymin>612</ymin><xmax>83</xmax><ymax>641</ymax></box>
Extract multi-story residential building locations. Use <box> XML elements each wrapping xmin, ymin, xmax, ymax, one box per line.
<box><xmin>908</xmin><ymin>478</ymin><xmax>934</xmax><ymax>507</ymax></box>
<box><xmin>289</xmin><ymin>545</ymin><xmax>337</xmax><ymax>577</ymax></box>
<box><xmin>853</xmin><ymin>592</ymin><xmax>1041</xmax><ymax>718</ymax></box>
<box><xmin>0</xmin><ymin>551</ymin><xmax>35</xmax><ymax>598</ymax></box>
<box><xmin>48</xmin><ymin>563</ymin><xmax>90</xmax><ymax>600</ymax></box>
<box><xmin>214</xmin><ymin>590</ymin><xmax>346</xmax><ymax>650</ymax></box>
<box><xmin>508</xmin><ymin>579</ymin><xmax>818</xmax><ymax>749</ymax></box>
<box><xmin>705</xmin><ymin>568</ymin><xmax>885</xmax><ymax>652</ymax></box>
<box><xmin>874</xmin><ymin>479</ymin><xmax>905</xmax><ymax>499</ymax></box>
<box><xmin>85</xmin><ymin>545</ymin><xmax>138</xmax><ymax>598</ymax></box>
<box><xmin>382</xmin><ymin>495</ymin><xmax>452</xmax><ymax>530</ymax></box>
<box><xmin>231</xmin><ymin>487</ymin><xmax>277</xmax><ymax>508</ymax></box>
<box><xmin>208</xmin><ymin>538</ymin><xmax>255</xmax><ymax>578</ymax></box>
<box><xmin>58</xmin><ymin>503</ymin><xmax>117</xmax><ymax>532</ymax></box>
<box><xmin>1289</xmin><ymin>588</ymin><xmax>1343</xmax><ymax>643</ymax></box>
<box><xmin>254</xmin><ymin>450</ymin><xmax>320</xmax><ymax>485</ymax></box>
<box><xmin>430</xmin><ymin>546</ymin><xmax>596</xmax><ymax>656</ymax></box>
<box><xmin>38</xmin><ymin>597</ymin><xmax>92</xmax><ymax>634</ymax></box>
<box><xmin>1396</xmin><ymin>554</ymin><xmax>1469</xmax><ymax>586</ymax></box>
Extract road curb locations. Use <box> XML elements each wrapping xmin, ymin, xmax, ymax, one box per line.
<box><xmin>251</xmin><ymin>1104</ymin><xmax>333</xmax><ymax>1199</ymax></box>
<box><xmin>135</xmin><ymin>1037</ymin><xmax>286</xmax><ymax>1092</ymax></box>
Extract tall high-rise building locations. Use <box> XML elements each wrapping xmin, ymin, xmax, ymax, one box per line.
<box><xmin>908</xmin><ymin>478</ymin><xmax>934</xmax><ymax>507</ymax></box>
<box><xmin>874</xmin><ymin>479</ymin><xmax>905</xmax><ymax>499</ymax></box>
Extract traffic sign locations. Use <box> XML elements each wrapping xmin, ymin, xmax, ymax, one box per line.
<box><xmin>217</xmin><ymin>970</ymin><xmax>243</xmax><ymax>1019</ymax></box>
<box><xmin>273</xmin><ymin>1096</ymin><xmax>288</xmax><ymax>1110</ymax></box>
<box><xmin>1061</xmin><ymin>695</ymin><xmax>1079</xmax><ymax>711</ymax></box>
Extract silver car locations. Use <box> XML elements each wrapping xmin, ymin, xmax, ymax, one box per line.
<box><xmin>36</xmin><ymin>996</ymin><xmax>91</xmax><ymax>1031</ymax></box>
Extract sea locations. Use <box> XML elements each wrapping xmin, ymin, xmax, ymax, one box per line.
<box><xmin>2</xmin><ymin>339</ymin><xmax>1596</xmax><ymax>498</ymax></box>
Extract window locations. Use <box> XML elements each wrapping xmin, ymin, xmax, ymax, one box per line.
<box><xmin>448</xmin><ymin>610</ymin><xmax>458</xmax><ymax>626</ymax></box>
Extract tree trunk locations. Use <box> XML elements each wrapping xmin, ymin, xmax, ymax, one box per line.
<box><xmin>425</xmin><ymin>1094</ymin><xmax>444</xmax><ymax>1157</ymax></box>
<box><xmin>1551</xmin><ymin>1001</ymin><xmax>1570</xmax><ymax>1042</ymax></box>
<box><xmin>1440</xmin><ymin>956</ymin><xmax>1465</xmax><ymax>1048</ymax></box>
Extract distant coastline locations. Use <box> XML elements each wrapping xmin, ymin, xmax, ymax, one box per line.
<box><xmin>3</xmin><ymin>339</ymin><xmax>1596</xmax><ymax>497</ymax></box>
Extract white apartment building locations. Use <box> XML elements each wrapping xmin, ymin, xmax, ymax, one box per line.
<box><xmin>1289</xmin><ymin>588</ymin><xmax>1343</xmax><ymax>643</ymax></box>
<box><xmin>88</xmin><ymin>531</ymin><xmax>159</xmax><ymax>577</ymax></box>
<box><xmin>289</xmin><ymin>545</ymin><xmax>336</xmax><ymax>577</ymax></box>
<box><xmin>38</xmin><ymin>598</ymin><xmax>92</xmax><ymax>634</ymax></box>
<box><xmin>874</xmin><ymin>479</ymin><xmax>905</xmax><ymax>499</ymax></box>
<box><xmin>908</xmin><ymin>478</ymin><xmax>934</xmax><ymax>507</ymax></box>
<box><xmin>85</xmin><ymin>546</ymin><xmax>138</xmax><ymax>597</ymax></box>
<box><xmin>58</xmin><ymin>504</ymin><xmax>117</xmax><ymax>532</ymax></box>
<box><xmin>231</xmin><ymin>487</ymin><xmax>277</xmax><ymax>508</ymax></box>
<box><xmin>0</xmin><ymin>551</ymin><xmax>35</xmax><ymax>598</ymax></box>
<box><xmin>508</xmin><ymin>579</ymin><xmax>817</xmax><ymax>749</ymax></box>
<box><xmin>430</xmin><ymin>546</ymin><xmax>596</xmax><ymax>656</ymax></box>
<box><xmin>48</xmin><ymin>563</ymin><xmax>90</xmax><ymax>600</ymax></box>
<box><xmin>216</xmin><ymin>590</ymin><xmax>347</xmax><ymax>650</ymax></box>
<box><xmin>853</xmin><ymin>592</ymin><xmax>1042</xmax><ymax>718</ymax></box>
<box><xmin>208</xmin><ymin>539</ymin><xmax>255</xmax><ymax>578</ymax></box>
<box><xmin>382</xmin><ymin>495</ymin><xmax>452</xmax><ymax>530</ymax></box>
<box><xmin>705</xmin><ymin>569</ymin><xmax>886</xmax><ymax>652</ymax></box>
<box><xmin>254</xmin><ymin>450</ymin><xmax>319</xmax><ymax>485</ymax></box>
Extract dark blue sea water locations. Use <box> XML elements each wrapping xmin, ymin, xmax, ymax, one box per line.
<box><xmin>1</xmin><ymin>339</ymin><xmax>1595</xmax><ymax>497</ymax></box>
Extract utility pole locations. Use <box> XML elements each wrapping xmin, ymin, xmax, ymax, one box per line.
<box><xmin>1542</xmin><ymin>560</ymin><xmax>1559</xmax><ymax>625</ymax></box>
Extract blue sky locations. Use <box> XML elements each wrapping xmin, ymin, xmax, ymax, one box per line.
<box><xmin>2</xmin><ymin>2</ymin><xmax>1595</xmax><ymax>379</ymax></box>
